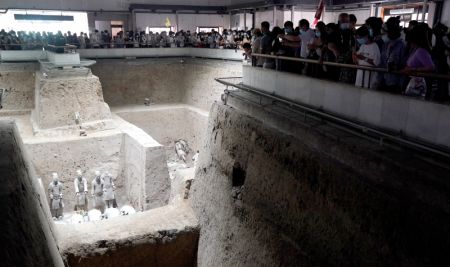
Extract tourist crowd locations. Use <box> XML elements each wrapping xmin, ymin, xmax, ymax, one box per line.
<box><xmin>0</xmin><ymin>28</ymin><xmax>250</xmax><ymax>50</ymax></box>
<box><xmin>246</xmin><ymin>14</ymin><xmax>450</xmax><ymax>101</ymax></box>
<box><xmin>1</xmin><ymin>12</ymin><xmax>450</xmax><ymax>101</ymax></box>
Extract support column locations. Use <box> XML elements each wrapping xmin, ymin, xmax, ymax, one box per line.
<box><xmin>291</xmin><ymin>5</ymin><xmax>295</xmax><ymax>22</ymax></box>
<box><xmin>273</xmin><ymin>6</ymin><xmax>277</xmax><ymax>27</ymax></box>
<box><xmin>131</xmin><ymin>10</ymin><xmax>136</xmax><ymax>33</ymax></box>
<box><xmin>252</xmin><ymin>9</ymin><xmax>256</xmax><ymax>29</ymax></box>
<box><xmin>427</xmin><ymin>1</ymin><xmax>437</xmax><ymax>27</ymax></box>
<box><xmin>244</xmin><ymin>10</ymin><xmax>247</xmax><ymax>30</ymax></box>
<box><xmin>421</xmin><ymin>0</ymin><xmax>428</xmax><ymax>23</ymax></box>
<box><xmin>175</xmin><ymin>11</ymin><xmax>179</xmax><ymax>32</ymax></box>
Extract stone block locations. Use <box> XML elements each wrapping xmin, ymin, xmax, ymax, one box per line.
<box><xmin>47</xmin><ymin>51</ymin><xmax>80</xmax><ymax>66</ymax></box>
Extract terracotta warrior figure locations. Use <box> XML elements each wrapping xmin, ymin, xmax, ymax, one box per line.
<box><xmin>91</xmin><ymin>171</ymin><xmax>105</xmax><ymax>213</ymax></box>
<box><xmin>74</xmin><ymin>169</ymin><xmax>88</xmax><ymax>212</ymax></box>
<box><xmin>48</xmin><ymin>172</ymin><xmax>64</xmax><ymax>220</ymax></box>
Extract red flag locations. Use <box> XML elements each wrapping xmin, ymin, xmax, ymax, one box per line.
<box><xmin>313</xmin><ymin>0</ymin><xmax>325</xmax><ymax>26</ymax></box>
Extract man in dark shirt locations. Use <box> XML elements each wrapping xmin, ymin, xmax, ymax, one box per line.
<box><xmin>260</xmin><ymin>21</ymin><xmax>272</xmax><ymax>54</ymax></box>
<box><xmin>260</xmin><ymin>21</ymin><xmax>274</xmax><ymax>68</ymax></box>
<box><xmin>338</xmin><ymin>13</ymin><xmax>356</xmax><ymax>83</ymax></box>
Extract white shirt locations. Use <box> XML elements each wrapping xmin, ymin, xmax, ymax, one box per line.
<box><xmin>299</xmin><ymin>29</ymin><xmax>315</xmax><ymax>58</ymax></box>
<box><xmin>252</xmin><ymin>36</ymin><xmax>263</xmax><ymax>66</ymax></box>
<box><xmin>355</xmin><ymin>42</ymin><xmax>381</xmax><ymax>89</ymax></box>
<box><xmin>90</xmin><ymin>32</ymin><xmax>100</xmax><ymax>45</ymax></box>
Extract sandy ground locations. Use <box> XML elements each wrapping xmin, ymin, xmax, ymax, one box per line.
<box><xmin>56</xmin><ymin>201</ymin><xmax>197</xmax><ymax>251</ymax></box>
<box><xmin>56</xmin><ymin>201</ymin><xmax>199</xmax><ymax>267</ymax></box>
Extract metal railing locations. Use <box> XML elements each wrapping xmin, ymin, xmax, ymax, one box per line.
<box><xmin>0</xmin><ymin>43</ymin><xmax>78</xmax><ymax>53</ymax></box>
<box><xmin>251</xmin><ymin>53</ymin><xmax>450</xmax><ymax>81</ymax></box>
<box><xmin>0</xmin><ymin>42</ymin><xmax>243</xmax><ymax>50</ymax></box>
<box><xmin>215</xmin><ymin>77</ymin><xmax>450</xmax><ymax>161</ymax></box>
<box><xmin>46</xmin><ymin>44</ymin><xmax>78</xmax><ymax>53</ymax></box>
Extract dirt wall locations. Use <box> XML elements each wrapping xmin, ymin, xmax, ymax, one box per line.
<box><xmin>32</xmin><ymin>71</ymin><xmax>111</xmax><ymax>130</ymax></box>
<box><xmin>0</xmin><ymin>58</ymin><xmax>242</xmax><ymax>113</ymax></box>
<box><xmin>25</xmin><ymin>133</ymin><xmax>126</xmax><ymax>211</ymax></box>
<box><xmin>0</xmin><ymin>63</ymin><xmax>36</xmax><ymax>111</ymax></box>
<box><xmin>117</xmin><ymin>106</ymin><xmax>208</xmax><ymax>154</ymax></box>
<box><xmin>192</xmin><ymin>102</ymin><xmax>450</xmax><ymax>267</ymax></box>
<box><xmin>0</xmin><ymin>120</ymin><xmax>63</xmax><ymax>266</ymax></box>
<box><xmin>91</xmin><ymin>58</ymin><xmax>242</xmax><ymax>110</ymax></box>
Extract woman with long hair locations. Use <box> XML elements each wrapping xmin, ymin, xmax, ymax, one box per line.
<box><xmin>402</xmin><ymin>23</ymin><xmax>435</xmax><ymax>97</ymax></box>
<box><xmin>403</xmin><ymin>23</ymin><xmax>435</xmax><ymax>73</ymax></box>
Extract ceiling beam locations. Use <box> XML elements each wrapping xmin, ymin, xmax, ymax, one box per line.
<box><xmin>227</xmin><ymin>0</ymin><xmax>318</xmax><ymax>11</ymax></box>
<box><xmin>227</xmin><ymin>0</ymin><xmax>424</xmax><ymax>11</ymax></box>
<box><xmin>129</xmin><ymin>4</ymin><xmax>227</xmax><ymax>13</ymax></box>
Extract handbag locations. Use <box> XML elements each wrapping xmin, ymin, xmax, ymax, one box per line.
<box><xmin>405</xmin><ymin>76</ymin><xmax>427</xmax><ymax>97</ymax></box>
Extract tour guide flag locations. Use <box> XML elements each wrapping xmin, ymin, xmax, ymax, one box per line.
<box><xmin>165</xmin><ymin>17</ymin><xmax>171</xmax><ymax>27</ymax></box>
<box><xmin>313</xmin><ymin>0</ymin><xmax>325</xmax><ymax>26</ymax></box>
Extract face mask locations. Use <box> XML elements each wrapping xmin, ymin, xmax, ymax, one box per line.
<box><xmin>340</xmin><ymin>23</ymin><xmax>349</xmax><ymax>30</ymax></box>
<box><xmin>285</xmin><ymin>28</ymin><xmax>293</xmax><ymax>34</ymax></box>
<box><xmin>368</xmin><ymin>28</ymin><xmax>374</xmax><ymax>37</ymax></box>
<box><xmin>357</xmin><ymin>38</ymin><xmax>367</xmax><ymax>45</ymax></box>
<box><xmin>443</xmin><ymin>36</ymin><xmax>450</xmax><ymax>48</ymax></box>
<box><xmin>382</xmin><ymin>34</ymin><xmax>390</xmax><ymax>43</ymax></box>
<box><xmin>300</xmin><ymin>29</ymin><xmax>306</xmax><ymax>35</ymax></box>
<box><xmin>315</xmin><ymin>31</ymin><xmax>321</xmax><ymax>38</ymax></box>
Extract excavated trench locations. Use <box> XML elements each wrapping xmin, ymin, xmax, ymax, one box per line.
<box><xmin>115</xmin><ymin>105</ymin><xmax>209</xmax><ymax>178</ymax></box>
<box><xmin>0</xmin><ymin>120</ymin><xmax>63</xmax><ymax>266</ymax></box>
<box><xmin>2</xmin><ymin>56</ymin><xmax>450</xmax><ymax>267</ymax></box>
<box><xmin>0</xmin><ymin>58</ymin><xmax>240</xmax><ymax>266</ymax></box>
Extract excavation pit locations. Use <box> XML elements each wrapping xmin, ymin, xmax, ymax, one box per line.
<box><xmin>7</xmin><ymin>106</ymin><xmax>202</xmax><ymax>266</ymax></box>
<box><xmin>0</xmin><ymin>56</ymin><xmax>241</xmax><ymax>266</ymax></box>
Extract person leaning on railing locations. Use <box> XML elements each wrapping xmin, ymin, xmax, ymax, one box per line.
<box><xmin>251</xmin><ymin>28</ymin><xmax>263</xmax><ymax>67</ymax></box>
<box><xmin>431</xmin><ymin>23</ymin><xmax>450</xmax><ymax>102</ymax></box>
<box><xmin>260</xmin><ymin>21</ymin><xmax>275</xmax><ymax>69</ymax></box>
<box><xmin>242</xmin><ymin>42</ymin><xmax>252</xmax><ymax>62</ymax></box>
<box><xmin>306</xmin><ymin>21</ymin><xmax>326</xmax><ymax>77</ymax></box>
<box><xmin>51</xmin><ymin>31</ymin><xmax>66</xmax><ymax>53</ymax></box>
<box><xmin>337</xmin><ymin>13</ymin><xmax>357</xmax><ymax>84</ymax></box>
<box><xmin>271</xmin><ymin>27</ymin><xmax>284</xmax><ymax>56</ymax></box>
<box><xmin>0</xmin><ymin>30</ymin><xmax>22</xmax><ymax>51</ymax></box>
<box><xmin>365</xmin><ymin>17</ymin><xmax>384</xmax><ymax>53</ymax></box>
<box><xmin>353</xmin><ymin>25</ymin><xmax>381</xmax><ymax>89</ymax></box>
<box><xmin>402</xmin><ymin>23</ymin><xmax>435</xmax><ymax>97</ymax></box>
<box><xmin>377</xmin><ymin>17</ymin><xmax>406</xmax><ymax>93</ymax></box>
<box><xmin>319</xmin><ymin>23</ymin><xmax>341</xmax><ymax>81</ymax></box>
<box><xmin>90</xmin><ymin>30</ymin><xmax>101</xmax><ymax>49</ymax></box>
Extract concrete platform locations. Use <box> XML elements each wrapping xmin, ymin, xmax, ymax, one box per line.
<box><xmin>0</xmin><ymin>47</ymin><xmax>244</xmax><ymax>62</ymax></box>
<box><xmin>47</xmin><ymin>51</ymin><xmax>81</xmax><ymax>66</ymax></box>
<box><xmin>243</xmin><ymin>65</ymin><xmax>450</xmax><ymax>150</ymax></box>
